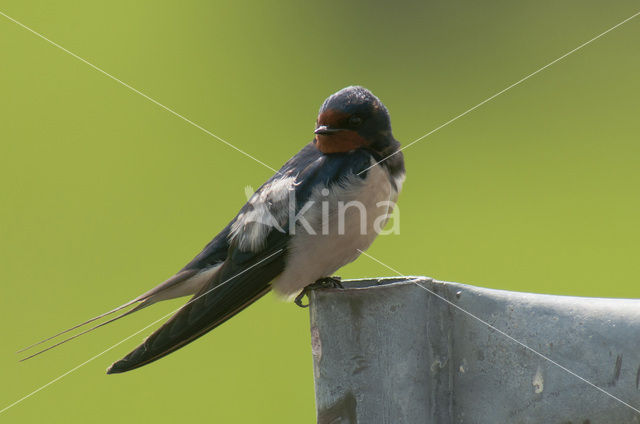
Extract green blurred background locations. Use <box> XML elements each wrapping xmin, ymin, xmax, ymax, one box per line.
<box><xmin>1</xmin><ymin>0</ymin><xmax>639</xmax><ymax>422</ymax></box>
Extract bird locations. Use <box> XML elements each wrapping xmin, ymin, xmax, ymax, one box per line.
<box><xmin>19</xmin><ymin>85</ymin><xmax>406</xmax><ymax>373</ymax></box>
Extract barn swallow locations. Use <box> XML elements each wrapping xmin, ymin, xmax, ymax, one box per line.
<box><xmin>19</xmin><ymin>86</ymin><xmax>406</xmax><ymax>373</ymax></box>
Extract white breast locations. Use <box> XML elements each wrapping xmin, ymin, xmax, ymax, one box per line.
<box><xmin>272</xmin><ymin>162</ymin><xmax>403</xmax><ymax>299</ymax></box>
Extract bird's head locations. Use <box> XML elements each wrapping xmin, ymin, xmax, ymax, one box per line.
<box><xmin>314</xmin><ymin>86</ymin><xmax>396</xmax><ymax>155</ymax></box>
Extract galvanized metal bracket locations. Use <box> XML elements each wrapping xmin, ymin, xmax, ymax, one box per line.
<box><xmin>309</xmin><ymin>277</ymin><xmax>640</xmax><ymax>423</ymax></box>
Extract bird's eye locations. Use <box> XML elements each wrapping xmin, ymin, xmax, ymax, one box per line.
<box><xmin>349</xmin><ymin>115</ymin><xmax>363</xmax><ymax>127</ymax></box>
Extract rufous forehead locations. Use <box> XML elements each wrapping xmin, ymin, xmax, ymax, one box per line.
<box><xmin>317</xmin><ymin>108</ymin><xmax>349</xmax><ymax>127</ymax></box>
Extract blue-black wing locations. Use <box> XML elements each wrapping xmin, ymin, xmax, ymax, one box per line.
<box><xmin>106</xmin><ymin>143</ymin><xmax>375</xmax><ymax>373</ymax></box>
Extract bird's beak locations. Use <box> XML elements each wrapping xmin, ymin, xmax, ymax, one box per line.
<box><xmin>314</xmin><ymin>125</ymin><xmax>343</xmax><ymax>135</ymax></box>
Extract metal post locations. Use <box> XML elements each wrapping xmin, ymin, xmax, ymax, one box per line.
<box><xmin>309</xmin><ymin>277</ymin><xmax>640</xmax><ymax>423</ymax></box>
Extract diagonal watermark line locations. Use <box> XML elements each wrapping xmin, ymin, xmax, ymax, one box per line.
<box><xmin>0</xmin><ymin>249</ymin><xmax>283</xmax><ymax>416</ymax></box>
<box><xmin>356</xmin><ymin>248</ymin><xmax>640</xmax><ymax>416</ymax></box>
<box><xmin>359</xmin><ymin>9</ymin><xmax>640</xmax><ymax>175</ymax></box>
<box><xmin>2</xmin><ymin>3</ymin><xmax>638</xmax><ymax>418</ymax></box>
<box><xmin>0</xmin><ymin>10</ymin><xmax>279</xmax><ymax>174</ymax></box>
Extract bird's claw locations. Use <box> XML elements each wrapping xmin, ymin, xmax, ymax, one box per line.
<box><xmin>294</xmin><ymin>277</ymin><xmax>343</xmax><ymax>308</ymax></box>
<box><xmin>294</xmin><ymin>292</ymin><xmax>309</xmax><ymax>308</ymax></box>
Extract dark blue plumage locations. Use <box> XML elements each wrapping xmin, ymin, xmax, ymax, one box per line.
<box><xmin>20</xmin><ymin>86</ymin><xmax>405</xmax><ymax>374</ymax></box>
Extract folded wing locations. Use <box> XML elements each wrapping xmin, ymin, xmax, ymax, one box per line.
<box><xmin>106</xmin><ymin>235</ymin><xmax>287</xmax><ymax>374</ymax></box>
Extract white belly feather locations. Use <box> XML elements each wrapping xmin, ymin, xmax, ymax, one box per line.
<box><xmin>272</xmin><ymin>162</ymin><xmax>403</xmax><ymax>298</ymax></box>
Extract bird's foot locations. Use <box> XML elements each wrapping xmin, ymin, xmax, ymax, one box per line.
<box><xmin>294</xmin><ymin>276</ymin><xmax>343</xmax><ymax>308</ymax></box>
